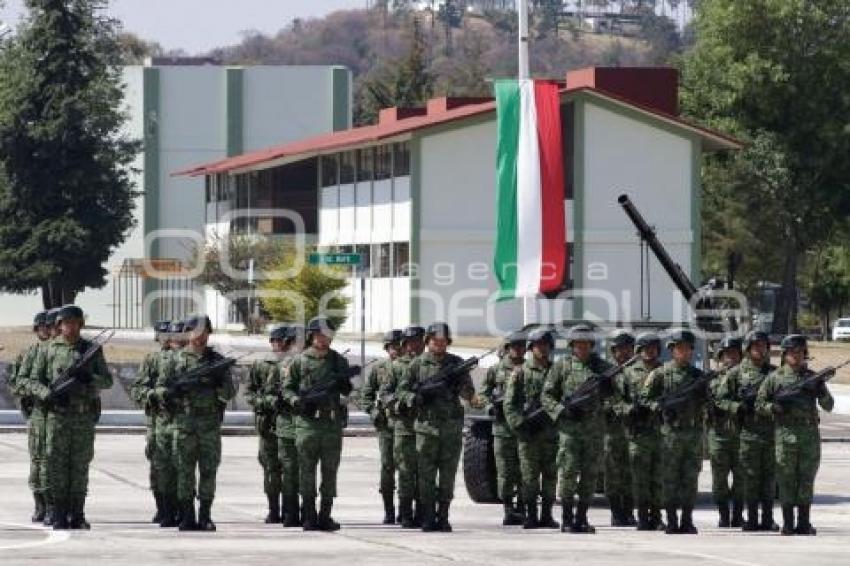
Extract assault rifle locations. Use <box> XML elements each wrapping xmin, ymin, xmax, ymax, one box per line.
<box><xmin>738</xmin><ymin>367</ymin><xmax>774</xmax><ymax>411</ymax></box>
<box><xmin>49</xmin><ymin>330</ymin><xmax>115</xmax><ymax>398</ymax></box>
<box><xmin>773</xmin><ymin>360</ymin><xmax>850</xmax><ymax>406</ymax></box>
<box><xmin>517</xmin><ymin>400</ymin><xmax>551</xmax><ymax>434</ymax></box>
<box><xmin>297</xmin><ymin>353</ymin><xmax>371</xmax><ymax>407</ymax></box>
<box><xmin>562</xmin><ymin>355</ymin><xmax>639</xmax><ymax>412</ymax></box>
<box><xmin>415</xmin><ymin>345</ymin><xmax>501</xmax><ymax>402</ymax></box>
<box><xmin>657</xmin><ymin>368</ymin><xmax>719</xmax><ymax>412</ymax></box>
<box><xmin>166</xmin><ymin>352</ymin><xmax>246</xmax><ymax>396</ymax></box>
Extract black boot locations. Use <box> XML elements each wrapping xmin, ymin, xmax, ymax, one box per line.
<box><xmin>717</xmin><ymin>502</ymin><xmax>731</xmax><ymax>528</ymax></box>
<box><xmin>760</xmin><ymin>500</ymin><xmax>779</xmax><ymax>532</ymax></box>
<box><xmin>283</xmin><ymin>496</ymin><xmax>301</xmax><ymax>527</ymax></box>
<box><xmin>560</xmin><ymin>501</ymin><xmax>573</xmax><ymax>533</ymax></box>
<box><xmin>152</xmin><ymin>492</ymin><xmax>163</xmax><ymax>524</ymax></box>
<box><xmin>421</xmin><ymin>500</ymin><xmax>439</xmax><ymax>532</ymax></box>
<box><xmin>178</xmin><ymin>500</ymin><xmax>197</xmax><ymax>531</ymax></box>
<box><xmin>651</xmin><ymin>506</ymin><xmax>666</xmax><ymax>531</ymax></box>
<box><xmin>609</xmin><ymin>497</ymin><xmax>625</xmax><ymax>526</ymax></box>
<box><xmin>69</xmin><ymin>498</ymin><xmax>91</xmax><ymax>530</ymax></box>
<box><xmin>413</xmin><ymin>499</ymin><xmax>423</xmax><ymax>528</ymax></box>
<box><xmin>318</xmin><ymin>498</ymin><xmax>340</xmax><ymax>531</ymax></box>
<box><xmin>795</xmin><ymin>504</ymin><xmax>816</xmax><ymax>536</ymax></box>
<box><xmin>197</xmin><ymin>500</ymin><xmax>216</xmax><ymax>531</ymax></box>
<box><xmin>731</xmin><ymin>500</ymin><xmax>744</xmax><ymax>528</ymax></box>
<box><xmin>399</xmin><ymin>498</ymin><xmax>415</xmax><ymax>529</ymax></box>
<box><xmin>43</xmin><ymin>502</ymin><xmax>55</xmax><ymax>527</ymax></box>
<box><xmin>780</xmin><ymin>505</ymin><xmax>795</xmax><ymax>536</ymax></box>
<box><xmin>32</xmin><ymin>493</ymin><xmax>46</xmax><ymax>523</ymax></box>
<box><xmin>539</xmin><ymin>499</ymin><xmax>560</xmax><ymax>529</ymax></box>
<box><xmin>437</xmin><ymin>501</ymin><xmax>452</xmax><ymax>532</ymax></box>
<box><xmin>524</xmin><ymin>500</ymin><xmax>539</xmax><ymax>529</ymax></box>
<box><xmin>502</xmin><ymin>496</ymin><xmax>523</xmax><ymax>526</ymax></box>
<box><xmin>52</xmin><ymin>501</ymin><xmax>69</xmax><ymax>530</ymax></box>
<box><xmin>741</xmin><ymin>501</ymin><xmax>759</xmax><ymax>531</ymax></box>
<box><xmin>622</xmin><ymin>495</ymin><xmax>637</xmax><ymax>526</ymax></box>
<box><xmin>636</xmin><ymin>505</ymin><xmax>652</xmax><ymax>531</ymax></box>
<box><xmin>382</xmin><ymin>492</ymin><xmax>396</xmax><ymax>525</ymax></box>
<box><xmin>571</xmin><ymin>502</ymin><xmax>595</xmax><ymax>534</ymax></box>
<box><xmin>302</xmin><ymin>497</ymin><xmax>319</xmax><ymax>531</ymax></box>
<box><xmin>159</xmin><ymin>498</ymin><xmax>176</xmax><ymax>528</ymax></box>
<box><xmin>265</xmin><ymin>493</ymin><xmax>281</xmax><ymax>524</ymax></box>
<box><xmin>680</xmin><ymin>506</ymin><xmax>697</xmax><ymax>534</ymax></box>
<box><xmin>665</xmin><ymin>507</ymin><xmax>679</xmax><ymax>534</ymax></box>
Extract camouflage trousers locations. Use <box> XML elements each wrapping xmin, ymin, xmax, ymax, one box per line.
<box><xmin>144</xmin><ymin>415</ymin><xmax>158</xmax><ymax>494</ymax></box>
<box><xmin>416</xmin><ymin>421</ymin><xmax>463</xmax><ymax>504</ymax></box>
<box><xmin>394</xmin><ymin>424</ymin><xmax>418</xmax><ymax>500</ymax></box>
<box><xmin>708</xmin><ymin>426</ymin><xmax>742</xmax><ymax>505</ymax></box>
<box><xmin>775</xmin><ymin>425</ymin><xmax>820</xmax><ymax>506</ymax></box>
<box><xmin>661</xmin><ymin>426</ymin><xmax>703</xmax><ymax>507</ymax></box>
<box><xmin>517</xmin><ymin>432</ymin><xmax>557</xmax><ymax>503</ymax></box>
<box><xmin>604</xmin><ymin>424</ymin><xmax>632</xmax><ymax>500</ymax></box>
<box><xmin>46</xmin><ymin>410</ymin><xmax>96</xmax><ymax>502</ymax></box>
<box><xmin>173</xmin><ymin>414</ymin><xmax>222</xmax><ymax>503</ymax></box>
<box><xmin>255</xmin><ymin>414</ymin><xmax>281</xmax><ymax>497</ymax></box>
<box><xmin>493</xmin><ymin>433</ymin><xmax>521</xmax><ymax>502</ymax></box>
<box><xmin>276</xmin><ymin>435</ymin><xmax>300</xmax><ymax>500</ymax></box>
<box><xmin>557</xmin><ymin>422</ymin><xmax>603</xmax><ymax>504</ymax></box>
<box><xmin>154</xmin><ymin>415</ymin><xmax>178</xmax><ymax>501</ymax></box>
<box><xmin>377</xmin><ymin>429</ymin><xmax>396</xmax><ymax>495</ymax></box>
<box><xmin>296</xmin><ymin>422</ymin><xmax>343</xmax><ymax>499</ymax></box>
<box><xmin>628</xmin><ymin>429</ymin><xmax>663</xmax><ymax>508</ymax></box>
<box><xmin>739</xmin><ymin>424</ymin><xmax>775</xmax><ymax>502</ymax></box>
<box><xmin>27</xmin><ymin>409</ymin><xmax>48</xmax><ymax>496</ymax></box>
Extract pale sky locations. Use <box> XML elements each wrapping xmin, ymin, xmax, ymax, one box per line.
<box><xmin>0</xmin><ymin>0</ymin><xmax>367</xmax><ymax>54</ymax></box>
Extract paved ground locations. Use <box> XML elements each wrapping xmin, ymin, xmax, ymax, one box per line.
<box><xmin>1</xmin><ymin>434</ymin><xmax>850</xmax><ymax>565</ymax></box>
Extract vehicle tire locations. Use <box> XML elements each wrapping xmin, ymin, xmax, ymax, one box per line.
<box><xmin>462</xmin><ymin>418</ymin><xmax>500</xmax><ymax>503</ymax></box>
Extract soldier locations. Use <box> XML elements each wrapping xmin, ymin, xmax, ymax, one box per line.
<box><xmin>359</xmin><ymin>329</ymin><xmax>403</xmax><ymax>524</ymax></box>
<box><xmin>707</xmin><ymin>337</ymin><xmax>744</xmax><ymax>528</ymax></box>
<box><xmin>504</xmin><ymin>328</ymin><xmax>558</xmax><ymax>530</ymax></box>
<box><xmin>8</xmin><ymin>311</ymin><xmax>50</xmax><ymax>522</ymax></box>
<box><xmin>392</xmin><ymin>325</ymin><xmax>426</xmax><ymax>529</ymax></box>
<box><xmin>756</xmin><ymin>334</ymin><xmax>833</xmax><ymax>535</ymax></box>
<box><xmin>640</xmin><ymin>329</ymin><xmax>707</xmax><ymax>534</ymax></box>
<box><xmin>283</xmin><ymin>316</ymin><xmax>357</xmax><ymax>531</ymax></box>
<box><xmin>481</xmin><ymin>331</ymin><xmax>526</xmax><ymax>526</ymax></box>
<box><xmin>543</xmin><ymin>324</ymin><xmax>612</xmax><ymax>534</ymax></box>
<box><xmin>719</xmin><ymin>330</ymin><xmax>778</xmax><ymax>531</ymax></box>
<box><xmin>27</xmin><ymin>305</ymin><xmax>112</xmax><ymax>530</ymax></box>
<box><xmin>397</xmin><ymin>322</ymin><xmax>475</xmax><ymax>532</ymax></box>
<box><xmin>245</xmin><ymin>325</ymin><xmax>291</xmax><ymax>524</ymax></box>
<box><xmin>604</xmin><ymin>329</ymin><xmax>637</xmax><ymax>527</ymax></box>
<box><xmin>157</xmin><ymin>314</ymin><xmax>235</xmax><ymax>532</ymax></box>
<box><xmin>275</xmin><ymin>325</ymin><xmax>305</xmax><ymax>527</ymax></box>
<box><xmin>130</xmin><ymin>320</ymin><xmax>172</xmax><ymax>524</ymax></box>
<box><xmin>37</xmin><ymin>307</ymin><xmax>61</xmax><ymax>526</ymax></box>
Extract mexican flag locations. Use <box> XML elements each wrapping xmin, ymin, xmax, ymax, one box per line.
<box><xmin>494</xmin><ymin>79</ymin><xmax>567</xmax><ymax>300</ymax></box>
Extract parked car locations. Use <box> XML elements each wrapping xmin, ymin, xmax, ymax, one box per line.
<box><xmin>833</xmin><ymin>318</ymin><xmax>850</xmax><ymax>341</ymax></box>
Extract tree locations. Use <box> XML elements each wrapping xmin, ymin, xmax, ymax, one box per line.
<box><xmin>804</xmin><ymin>244</ymin><xmax>850</xmax><ymax>340</ymax></box>
<box><xmin>0</xmin><ymin>0</ymin><xmax>140</xmax><ymax>308</ymax></box>
<box><xmin>680</xmin><ymin>0</ymin><xmax>850</xmax><ymax>333</ymax></box>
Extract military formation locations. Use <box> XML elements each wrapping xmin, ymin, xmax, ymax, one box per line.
<box><xmin>5</xmin><ymin>311</ymin><xmax>837</xmax><ymax>537</ymax></box>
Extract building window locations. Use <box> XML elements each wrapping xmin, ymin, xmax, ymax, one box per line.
<box><xmin>393</xmin><ymin>242</ymin><xmax>410</xmax><ymax>277</ymax></box>
<box><xmin>357</xmin><ymin>147</ymin><xmax>374</xmax><ymax>183</ymax></box>
<box><xmin>205</xmin><ymin>176</ymin><xmax>211</xmax><ymax>203</ymax></box>
<box><xmin>321</xmin><ymin>154</ymin><xmax>338</xmax><ymax>188</ymax></box>
<box><xmin>375</xmin><ymin>145</ymin><xmax>392</xmax><ymax>181</ymax></box>
<box><xmin>393</xmin><ymin>142</ymin><xmax>410</xmax><ymax>177</ymax></box>
<box><xmin>371</xmin><ymin>243</ymin><xmax>391</xmax><ymax>278</ymax></box>
<box><xmin>339</xmin><ymin>151</ymin><xmax>355</xmax><ymax>184</ymax></box>
<box><xmin>355</xmin><ymin>244</ymin><xmax>371</xmax><ymax>277</ymax></box>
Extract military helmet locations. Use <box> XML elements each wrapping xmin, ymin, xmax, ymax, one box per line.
<box><xmin>168</xmin><ymin>320</ymin><xmax>186</xmax><ymax>334</ymax></box>
<box><xmin>780</xmin><ymin>334</ymin><xmax>807</xmax><ymax>352</ymax></box>
<box><xmin>608</xmin><ymin>329</ymin><xmax>635</xmax><ymax>349</ymax></box>
<box><xmin>154</xmin><ymin>320</ymin><xmax>171</xmax><ymax>333</ymax></box>
<box><xmin>285</xmin><ymin>325</ymin><xmax>304</xmax><ymax>343</ymax></box>
<box><xmin>383</xmin><ymin>329</ymin><xmax>404</xmax><ymax>348</ymax></box>
<box><xmin>504</xmin><ymin>330</ymin><xmax>527</xmax><ymax>346</ymax></box>
<box><xmin>527</xmin><ymin>328</ymin><xmax>555</xmax><ymax>350</ymax></box>
<box><xmin>269</xmin><ymin>325</ymin><xmax>290</xmax><ymax>342</ymax></box>
<box><xmin>55</xmin><ymin>305</ymin><xmax>84</xmax><ymax>323</ymax></box>
<box><xmin>425</xmin><ymin>322</ymin><xmax>452</xmax><ymax>344</ymax></box>
<box><xmin>665</xmin><ymin>328</ymin><xmax>696</xmax><ymax>349</ymax></box>
<box><xmin>45</xmin><ymin>308</ymin><xmax>61</xmax><ymax>327</ymax></box>
<box><xmin>33</xmin><ymin>311</ymin><xmax>48</xmax><ymax>329</ymax></box>
<box><xmin>183</xmin><ymin>314</ymin><xmax>213</xmax><ymax>334</ymax></box>
<box><xmin>401</xmin><ymin>325</ymin><xmax>426</xmax><ymax>342</ymax></box>
<box><xmin>743</xmin><ymin>330</ymin><xmax>770</xmax><ymax>351</ymax></box>
<box><xmin>306</xmin><ymin>316</ymin><xmax>336</xmax><ymax>337</ymax></box>
<box><xmin>635</xmin><ymin>332</ymin><xmax>661</xmax><ymax>352</ymax></box>
<box><xmin>566</xmin><ymin>324</ymin><xmax>596</xmax><ymax>345</ymax></box>
<box><xmin>715</xmin><ymin>336</ymin><xmax>743</xmax><ymax>359</ymax></box>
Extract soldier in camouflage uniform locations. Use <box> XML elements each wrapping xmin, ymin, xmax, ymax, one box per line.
<box><xmin>129</xmin><ymin>320</ymin><xmax>172</xmax><ymax>524</ymax></box>
<box><xmin>283</xmin><ymin>316</ymin><xmax>357</xmax><ymax>531</ymax></box>
<box><xmin>397</xmin><ymin>322</ymin><xmax>475</xmax><ymax>532</ymax></box>
<box><xmin>504</xmin><ymin>329</ymin><xmax>558</xmax><ymax>530</ymax></box>
<box><xmin>27</xmin><ymin>305</ymin><xmax>112</xmax><ymax>530</ymax></box>
<box><xmin>612</xmin><ymin>332</ymin><xmax>665</xmax><ymax>531</ymax></box>
<box><xmin>157</xmin><ymin>315</ymin><xmax>235</xmax><ymax>532</ymax></box>
<box><xmin>245</xmin><ymin>325</ymin><xmax>292</xmax><ymax>524</ymax></box>
<box><xmin>359</xmin><ymin>329</ymin><xmax>403</xmax><ymax>524</ymax></box>
<box><xmin>640</xmin><ymin>329</ymin><xmax>708</xmax><ymax>534</ymax></box>
<box><xmin>757</xmin><ymin>334</ymin><xmax>833</xmax><ymax>536</ymax></box>
<box><xmin>543</xmin><ymin>324</ymin><xmax>613</xmax><ymax>534</ymax></box>
<box><xmin>480</xmin><ymin>331</ymin><xmax>526</xmax><ymax>526</ymax></box>
<box><xmin>274</xmin><ymin>325</ymin><xmax>304</xmax><ymax>527</ymax></box>
<box><xmin>604</xmin><ymin>330</ymin><xmax>636</xmax><ymax>527</ymax></box>
<box><xmin>717</xmin><ymin>330</ymin><xmax>778</xmax><ymax>532</ymax></box>
<box><xmin>8</xmin><ymin>311</ymin><xmax>50</xmax><ymax>522</ymax></box>
<box><xmin>392</xmin><ymin>325</ymin><xmax>426</xmax><ymax>529</ymax></box>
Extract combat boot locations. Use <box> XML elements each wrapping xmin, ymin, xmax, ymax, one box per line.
<box><xmin>502</xmin><ymin>496</ymin><xmax>523</xmax><ymax>526</ymax></box>
<box><xmin>43</xmin><ymin>502</ymin><xmax>55</xmax><ymax>527</ymax></box>
<box><xmin>399</xmin><ymin>498</ymin><xmax>415</xmax><ymax>529</ymax></box>
<box><xmin>282</xmin><ymin>496</ymin><xmax>301</xmax><ymax>527</ymax></box>
<box><xmin>421</xmin><ymin>500</ymin><xmax>439</xmax><ymax>532</ymax></box>
<box><xmin>301</xmin><ymin>497</ymin><xmax>319</xmax><ymax>531</ymax></box>
<box><xmin>265</xmin><ymin>493</ymin><xmax>281</xmax><ymax>524</ymax></box>
<box><xmin>650</xmin><ymin>506</ymin><xmax>666</xmax><ymax>531</ymax></box>
<box><xmin>69</xmin><ymin>498</ymin><xmax>91</xmax><ymax>530</ymax></box>
<box><xmin>152</xmin><ymin>492</ymin><xmax>163</xmax><ymax>524</ymax></box>
<box><xmin>680</xmin><ymin>506</ymin><xmax>697</xmax><ymax>534</ymax></box>
<box><xmin>760</xmin><ymin>500</ymin><xmax>779</xmax><ymax>531</ymax></box>
<box><xmin>636</xmin><ymin>506</ymin><xmax>652</xmax><ymax>531</ymax></box>
<box><xmin>539</xmin><ymin>499</ymin><xmax>560</xmax><ymax>529</ymax></box>
<box><xmin>52</xmin><ymin>501</ymin><xmax>69</xmax><ymax>530</ymax></box>
<box><xmin>413</xmin><ymin>499</ymin><xmax>424</xmax><ymax>528</ymax></box>
<box><xmin>570</xmin><ymin>502</ymin><xmax>595</xmax><ymax>534</ymax></box>
<box><xmin>780</xmin><ymin>505</ymin><xmax>795</xmax><ymax>536</ymax></box>
<box><xmin>622</xmin><ymin>495</ymin><xmax>637</xmax><ymax>526</ymax></box>
<box><xmin>559</xmin><ymin>501</ymin><xmax>573</xmax><ymax>533</ymax></box>
<box><xmin>795</xmin><ymin>505</ymin><xmax>816</xmax><ymax>536</ymax></box>
<box><xmin>178</xmin><ymin>500</ymin><xmax>197</xmax><ymax>531</ymax></box>
<box><xmin>742</xmin><ymin>501</ymin><xmax>760</xmax><ymax>531</ymax></box>
<box><xmin>524</xmin><ymin>500</ymin><xmax>539</xmax><ymax>529</ymax></box>
<box><xmin>382</xmin><ymin>492</ymin><xmax>395</xmax><ymax>525</ymax></box>
<box><xmin>159</xmin><ymin>498</ymin><xmax>177</xmax><ymax>528</ymax></box>
<box><xmin>318</xmin><ymin>498</ymin><xmax>340</xmax><ymax>531</ymax></box>
<box><xmin>665</xmin><ymin>507</ymin><xmax>679</xmax><ymax>534</ymax></box>
<box><xmin>717</xmin><ymin>502</ymin><xmax>731</xmax><ymax>528</ymax></box>
<box><xmin>197</xmin><ymin>500</ymin><xmax>216</xmax><ymax>532</ymax></box>
<box><xmin>32</xmin><ymin>493</ymin><xmax>46</xmax><ymax>523</ymax></box>
<box><xmin>731</xmin><ymin>500</ymin><xmax>744</xmax><ymax>528</ymax></box>
<box><xmin>609</xmin><ymin>497</ymin><xmax>625</xmax><ymax>526</ymax></box>
<box><xmin>437</xmin><ymin>501</ymin><xmax>452</xmax><ymax>532</ymax></box>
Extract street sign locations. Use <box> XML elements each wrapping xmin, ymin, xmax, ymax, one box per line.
<box><xmin>307</xmin><ymin>253</ymin><xmax>362</xmax><ymax>266</ymax></box>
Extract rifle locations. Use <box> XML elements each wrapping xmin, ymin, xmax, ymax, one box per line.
<box><xmin>657</xmin><ymin>368</ymin><xmax>719</xmax><ymax>412</ymax></box>
<box><xmin>298</xmin><ymin>360</ymin><xmax>364</xmax><ymax>408</ymax></box>
<box><xmin>415</xmin><ymin>345</ymin><xmax>501</xmax><ymax>402</ymax></box>
<box><xmin>517</xmin><ymin>399</ymin><xmax>551</xmax><ymax>434</ymax></box>
<box><xmin>166</xmin><ymin>352</ymin><xmax>246</xmax><ymax>397</ymax></box>
<box><xmin>773</xmin><ymin>359</ymin><xmax>850</xmax><ymax>405</ymax></box>
<box><xmin>49</xmin><ymin>330</ymin><xmax>115</xmax><ymax>398</ymax></box>
<box><xmin>738</xmin><ymin>366</ymin><xmax>774</xmax><ymax>412</ymax></box>
<box><xmin>563</xmin><ymin>355</ymin><xmax>639</xmax><ymax>412</ymax></box>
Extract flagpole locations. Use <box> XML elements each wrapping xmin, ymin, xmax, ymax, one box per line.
<box><xmin>518</xmin><ymin>0</ymin><xmax>533</xmax><ymax>328</ymax></box>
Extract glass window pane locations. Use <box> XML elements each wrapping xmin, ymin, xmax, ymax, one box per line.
<box><xmin>339</xmin><ymin>151</ymin><xmax>355</xmax><ymax>184</ymax></box>
<box><xmin>393</xmin><ymin>142</ymin><xmax>410</xmax><ymax>177</ymax></box>
<box><xmin>356</xmin><ymin>244</ymin><xmax>371</xmax><ymax>277</ymax></box>
<box><xmin>321</xmin><ymin>154</ymin><xmax>338</xmax><ymax>187</ymax></box>
<box><xmin>375</xmin><ymin>145</ymin><xmax>392</xmax><ymax>180</ymax></box>
<box><xmin>393</xmin><ymin>242</ymin><xmax>410</xmax><ymax>277</ymax></box>
<box><xmin>357</xmin><ymin>148</ymin><xmax>374</xmax><ymax>182</ymax></box>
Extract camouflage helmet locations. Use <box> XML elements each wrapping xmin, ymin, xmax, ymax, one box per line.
<box><xmin>285</xmin><ymin>325</ymin><xmax>304</xmax><ymax>343</ymax></box>
<box><xmin>743</xmin><ymin>330</ymin><xmax>770</xmax><ymax>351</ymax></box>
<box><xmin>306</xmin><ymin>316</ymin><xmax>336</xmax><ymax>337</ymax></box>
<box><xmin>168</xmin><ymin>320</ymin><xmax>186</xmax><ymax>334</ymax></box>
<box><xmin>635</xmin><ymin>332</ymin><xmax>662</xmax><ymax>352</ymax></box>
<box><xmin>665</xmin><ymin>328</ymin><xmax>696</xmax><ymax>349</ymax></box>
<box><xmin>780</xmin><ymin>334</ymin><xmax>807</xmax><ymax>352</ymax></box>
<box><xmin>425</xmin><ymin>322</ymin><xmax>452</xmax><ymax>344</ymax></box>
<box><xmin>269</xmin><ymin>325</ymin><xmax>290</xmax><ymax>342</ymax></box>
<box><xmin>56</xmin><ymin>305</ymin><xmax>84</xmax><ymax>323</ymax></box>
<box><xmin>527</xmin><ymin>328</ymin><xmax>555</xmax><ymax>350</ymax></box>
<box><xmin>504</xmin><ymin>330</ymin><xmax>527</xmax><ymax>347</ymax></box>
<box><xmin>45</xmin><ymin>308</ymin><xmax>61</xmax><ymax>327</ymax></box>
<box><xmin>154</xmin><ymin>320</ymin><xmax>171</xmax><ymax>342</ymax></box>
<box><xmin>383</xmin><ymin>329</ymin><xmax>404</xmax><ymax>348</ymax></box>
<box><xmin>184</xmin><ymin>314</ymin><xmax>213</xmax><ymax>334</ymax></box>
<box><xmin>401</xmin><ymin>325</ymin><xmax>426</xmax><ymax>342</ymax></box>
<box><xmin>715</xmin><ymin>336</ymin><xmax>743</xmax><ymax>360</ymax></box>
<box><xmin>566</xmin><ymin>324</ymin><xmax>596</xmax><ymax>345</ymax></box>
<box><xmin>33</xmin><ymin>311</ymin><xmax>48</xmax><ymax>329</ymax></box>
<box><xmin>608</xmin><ymin>329</ymin><xmax>636</xmax><ymax>350</ymax></box>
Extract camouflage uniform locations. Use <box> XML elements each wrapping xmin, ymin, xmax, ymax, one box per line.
<box><xmin>391</xmin><ymin>351</ymin><xmax>420</xmax><ymax>527</ymax></box>
<box><xmin>707</xmin><ymin>370</ymin><xmax>743</xmax><ymax>526</ymax></box>
<box><xmin>245</xmin><ymin>355</ymin><xmax>284</xmax><ymax>522</ymax></box>
<box><xmin>360</xmin><ymin>356</ymin><xmax>399</xmax><ymax>523</ymax></box>
<box><xmin>274</xmin><ymin>354</ymin><xmax>301</xmax><ymax>527</ymax></box>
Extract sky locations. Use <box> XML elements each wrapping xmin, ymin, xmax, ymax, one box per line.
<box><xmin>0</xmin><ymin>0</ymin><xmax>367</xmax><ymax>54</ymax></box>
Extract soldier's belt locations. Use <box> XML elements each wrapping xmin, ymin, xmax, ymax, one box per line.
<box><xmin>777</xmin><ymin>416</ymin><xmax>818</xmax><ymax>427</ymax></box>
<box><xmin>51</xmin><ymin>400</ymin><xmax>95</xmax><ymax>415</ymax></box>
<box><xmin>177</xmin><ymin>405</ymin><xmax>221</xmax><ymax>417</ymax></box>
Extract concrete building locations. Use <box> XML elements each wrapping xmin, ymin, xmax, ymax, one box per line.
<box><xmin>181</xmin><ymin>67</ymin><xmax>740</xmax><ymax>336</ymax></box>
<box><xmin>0</xmin><ymin>60</ymin><xmax>351</xmax><ymax>327</ymax></box>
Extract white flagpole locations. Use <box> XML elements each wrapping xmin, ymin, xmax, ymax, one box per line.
<box><xmin>518</xmin><ymin>0</ymin><xmax>535</xmax><ymax>327</ymax></box>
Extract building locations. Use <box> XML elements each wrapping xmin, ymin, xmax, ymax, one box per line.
<box><xmin>0</xmin><ymin>60</ymin><xmax>352</xmax><ymax>327</ymax></box>
<box><xmin>180</xmin><ymin>66</ymin><xmax>740</xmax><ymax>335</ymax></box>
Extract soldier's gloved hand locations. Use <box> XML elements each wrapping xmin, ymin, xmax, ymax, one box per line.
<box><xmin>801</xmin><ymin>379</ymin><xmax>819</xmax><ymax>394</ymax></box>
<box><xmin>816</xmin><ymin>380</ymin><xmax>829</xmax><ymax>398</ymax></box>
<box><xmin>146</xmin><ymin>390</ymin><xmax>160</xmax><ymax>405</ymax></box>
<box><xmin>71</xmin><ymin>367</ymin><xmax>93</xmax><ymax>384</ymax></box>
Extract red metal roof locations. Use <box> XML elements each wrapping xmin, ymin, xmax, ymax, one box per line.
<box><xmin>175</xmin><ymin>83</ymin><xmax>741</xmax><ymax>178</ymax></box>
